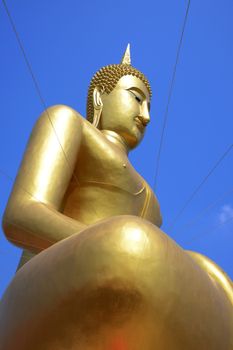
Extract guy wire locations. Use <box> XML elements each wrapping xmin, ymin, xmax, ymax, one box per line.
<box><xmin>153</xmin><ymin>0</ymin><xmax>191</xmax><ymax>189</ymax></box>
<box><xmin>168</xmin><ymin>144</ymin><xmax>233</xmax><ymax>230</ymax></box>
<box><xmin>174</xmin><ymin>186</ymin><xmax>233</xmax><ymax>232</ymax></box>
<box><xmin>2</xmin><ymin>0</ymin><xmax>80</xmax><ymax>187</ymax></box>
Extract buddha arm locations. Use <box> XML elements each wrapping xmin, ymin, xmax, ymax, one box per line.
<box><xmin>2</xmin><ymin>105</ymin><xmax>86</xmax><ymax>253</ymax></box>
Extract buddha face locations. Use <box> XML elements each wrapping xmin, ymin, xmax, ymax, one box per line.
<box><xmin>95</xmin><ymin>75</ymin><xmax>151</xmax><ymax>149</ymax></box>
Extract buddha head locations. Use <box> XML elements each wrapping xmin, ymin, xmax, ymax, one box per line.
<box><xmin>86</xmin><ymin>45</ymin><xmax>152</xmax><ymax>149</ymax></box>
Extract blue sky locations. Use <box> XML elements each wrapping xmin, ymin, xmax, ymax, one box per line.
<box><xmin>0</xmin><ymin>0</ymin><xmax>232</xmax><ymax>296</ymax></box>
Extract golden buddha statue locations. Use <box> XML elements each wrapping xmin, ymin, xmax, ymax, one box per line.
<box><xmin>0</xmin><ymin>45</ymin><xmax>232</xmax><ymax>350</ymax></box>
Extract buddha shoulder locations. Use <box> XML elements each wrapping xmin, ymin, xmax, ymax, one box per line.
<box><xmin>31</xmin><ymin>104</ymin><xmax>84</xmax><ymax>146</ymax></box>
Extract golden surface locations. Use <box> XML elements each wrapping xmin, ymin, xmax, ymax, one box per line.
<box><xmin>0</xmin><ymin>47</ymin><xmax>232</xmax><ymax>349</ymax></box>
<box><xmin>121</xmin><ymin>43</ymin><xmax>131</xmax><ymax>65</ymax></box>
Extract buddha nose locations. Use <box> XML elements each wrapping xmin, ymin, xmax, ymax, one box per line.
<box><xmin>140</xmin><ymin>102</ymin><xmax>150</xmax><ymax>126</ymax></box>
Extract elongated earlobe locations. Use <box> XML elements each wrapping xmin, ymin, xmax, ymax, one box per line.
<box><xmin>92</xmin><ymin>87</ymin><xmax>103</xmax><ymax>128</ymax></box>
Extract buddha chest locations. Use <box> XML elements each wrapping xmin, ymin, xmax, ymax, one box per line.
<box><xmin>62</xmin><ymin>123</ymin><xmax>162</xmax><ymax>226</ymax></box>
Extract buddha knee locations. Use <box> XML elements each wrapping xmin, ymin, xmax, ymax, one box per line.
<box><xmin>95</xmin><ymin>215</ymin><xmax>168</xmax><ymax>255</ymax></box>
<box><xmin>93</xmin><ymin>214</ymin><xmax>163</xmax><ymax>241</ymax></box>
<box><xmin>76</xmin><ymin>215</ymin><xmax>169</xmax><ymax>278</ymax></box>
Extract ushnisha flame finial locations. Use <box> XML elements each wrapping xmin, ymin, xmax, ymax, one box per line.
<box><xmin>121</xmin><ymin>43</ymin><xmax>131</xmax><ymax>65</ymax></box>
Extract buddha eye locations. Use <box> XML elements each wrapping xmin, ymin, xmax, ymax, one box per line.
<box><xmin>128</xmin><ymin>90</ymin><xmax>143</xmax><ymax>104</ymax></box>
<box><xmin>135</xmin><ymin>95</ymin><xmax>142</xmax><ymax>103</ymax></box>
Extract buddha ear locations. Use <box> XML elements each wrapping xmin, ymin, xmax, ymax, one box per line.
<box><xmin>92</xmin><ymin>87</ymin><xmax>103</xmax><ymax>128</ymax></box>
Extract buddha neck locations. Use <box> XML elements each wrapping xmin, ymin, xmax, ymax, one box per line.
<box><xmin>101</xmin><ymin>130</ymin><xmax>129</xmax><ymax>155</ymax></box>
